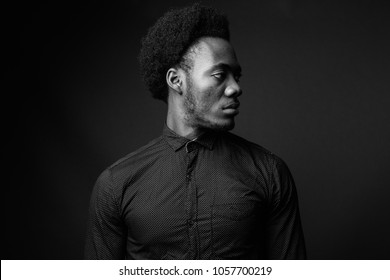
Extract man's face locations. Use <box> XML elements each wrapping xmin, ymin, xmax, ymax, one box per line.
<box><xmin>182</xmin><ymin>37</ymin><xmax>242</xmax><ymax>131</ymax></box>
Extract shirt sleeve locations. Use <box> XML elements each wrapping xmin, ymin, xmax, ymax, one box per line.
<box><xmin>264</xmin><ymin>157</ymin><xmax>307</xmax><ymax>259</ymax></box>
<box><xmin>84</xmin><ymin>169</ymin><xmax>127</xmax><ymax>259</ymax></box>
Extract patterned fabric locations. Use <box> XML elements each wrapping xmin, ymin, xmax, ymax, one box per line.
<box><xmin>84</xmin><ymin>125</ymin><xmax>306</xmax><ymax>259</ymax></box>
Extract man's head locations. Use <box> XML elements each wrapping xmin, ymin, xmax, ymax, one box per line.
<box><xmin>139</xmin><ymin>3</ymin><xmax>242</xmax><ymax>132</ymax></box>
<box><xmin>176</xmin><ymin>37</ymin><xmax>242</xmax><ymax>131</ymax></box>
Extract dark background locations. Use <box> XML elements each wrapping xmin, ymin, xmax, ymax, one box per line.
<box><xmin>7</xmin><ymin>0</ymin><xmax>389</xmax><ymax>259</ymax></box>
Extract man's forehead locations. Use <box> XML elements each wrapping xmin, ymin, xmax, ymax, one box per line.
<box><xmin>191</xmin><ymin>37</ymin><xmax>240</xmax><ymax>69</ymax></box>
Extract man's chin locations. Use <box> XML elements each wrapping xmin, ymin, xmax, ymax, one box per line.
<box><xmin>203</xmin><ymin>119</ymin><xmax>235</xmax><ymax>132</ymax></box>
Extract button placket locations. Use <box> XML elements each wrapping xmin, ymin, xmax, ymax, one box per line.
<box><xmin>185</xmin><ymin>144</ymin><xmax>199</xmax><ymax>259</ymax></box>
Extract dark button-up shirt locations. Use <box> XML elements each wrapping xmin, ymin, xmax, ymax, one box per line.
<box><xmin>85</xmin><ymin>125</ymin><xmax>306</xmax><ymax>259</ymax></box>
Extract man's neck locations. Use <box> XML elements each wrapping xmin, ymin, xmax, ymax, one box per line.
<box><xmin>166</xmin><ymin>91</ymin><xmax>205</xmax><ymax>139</ymax></box>
<box><xmin>166</xmin><ymin>116</ymin><xmax>204</xmax><ymax>140</ymax></box>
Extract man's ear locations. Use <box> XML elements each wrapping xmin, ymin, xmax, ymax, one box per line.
<box><xmin>166</xmin><ymin>67</ymin><xmax>183</xmax><ymax>94</ymax></box>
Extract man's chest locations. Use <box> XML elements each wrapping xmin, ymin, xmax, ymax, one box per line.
<box><xmin>120</xmin><ymin>154</ymin><xmax>269</xmax><ymax>258</ymax></box>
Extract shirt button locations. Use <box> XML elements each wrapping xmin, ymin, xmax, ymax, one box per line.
<box><xmin>188</xmin><ymin>219</ymin><xmax>194</xmax><ymax>226</ymax></box>
<box><xmin>185</xmin><ymin>141</ymin><xmax>197</xmax><ymax>153</ymax></box>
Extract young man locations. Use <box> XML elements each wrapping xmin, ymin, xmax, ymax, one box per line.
<box><xmin>85</xmin><ymin>3</ymin><xmax>306</xmax><ymax>260</ymax></box>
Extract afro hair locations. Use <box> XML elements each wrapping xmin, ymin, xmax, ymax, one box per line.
<box><xmin>139</xmin><ymin>3</ymin><xmax>230</xmax><ymax>102</ymax></box>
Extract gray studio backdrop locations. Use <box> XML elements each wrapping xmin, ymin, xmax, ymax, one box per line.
<box><xmin>10</xmin><ymin>0</ymin><xmax>389</xmax><ymax>259</ymax></box>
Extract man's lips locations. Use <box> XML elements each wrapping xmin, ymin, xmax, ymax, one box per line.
<box><xmin>222</xmin><ymin>102</ymin><xmax>240</xmax><ymax>115</ymax></box>
<box><xmin>223</xmin><ymin>102</ymin><xmax>240</xmax><ymax>110</ymax></box>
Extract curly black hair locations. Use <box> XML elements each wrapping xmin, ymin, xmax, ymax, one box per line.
<box><xmin>139</xmin><ymin>3</ymin><xmax>230</xmax><ymax>102</ymax></box>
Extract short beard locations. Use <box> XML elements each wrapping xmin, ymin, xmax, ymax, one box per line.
<box><xmin>182</xmin><ymin>76</ymin><xmax>235</xmax><ymax>132</ymax></box>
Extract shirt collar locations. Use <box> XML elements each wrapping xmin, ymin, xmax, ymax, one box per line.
<box><xmin>163</xmin><ymin>124</ymin><xmax>217</xmax><ymax>152</ymax></box>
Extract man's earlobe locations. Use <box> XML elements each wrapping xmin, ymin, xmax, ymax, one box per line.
<box><xmin>166</xmin><ymin>68</ymin><xmax>182</xmax><ymax>94</ymax></box>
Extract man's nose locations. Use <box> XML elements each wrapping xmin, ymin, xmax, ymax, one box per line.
<box><xmin>224</xmin><ymin>77</ymin><xmax>242</xmax><ymax>98</ymax></box>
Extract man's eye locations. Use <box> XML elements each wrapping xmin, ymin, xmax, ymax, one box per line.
<box><xmin>213</xmin><ymin>73</ymin><xmax>225</xmax><ymax>80</ymax></box>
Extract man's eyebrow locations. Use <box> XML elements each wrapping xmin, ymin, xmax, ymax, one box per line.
<box><xmin>210</xmin><ymin>63</ymin><xmax>242</xmax><ymax>74</ymax></box>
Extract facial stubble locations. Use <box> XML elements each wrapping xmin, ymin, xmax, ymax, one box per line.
<box><xmin>182</xmin><ymin>76</ymin><xmax>235</xmax><ymax>132</ymax></box>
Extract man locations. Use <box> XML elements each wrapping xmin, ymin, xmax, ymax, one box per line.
<box><xmin>85</xmin><ymin>3</ymin><xmax>306</xmax><ymax>260</ymax></box>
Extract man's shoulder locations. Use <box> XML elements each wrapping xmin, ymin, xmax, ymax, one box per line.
<box><xmin>223</xmin><ymin>132</ymin><xmax>272</xmax><ymax>154</ymax></box>
<box><xmin>222</xmin><ymin>131</ymin><xmax>287</xmax><ymax>166</ymax></box>
<box><xmin>99</xmin><ymin>135</ymin><xmax>166</xmax><ymax>184</ymax></box>
<box><xmin>112</xmin><ymin>135</ymin><xmax>164</xmax><ymax>166</ymax></box>
<box><xmin>223</xmin><ymin>132</ymin><xmax>293</xmax><ymax>179</ymax></box>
